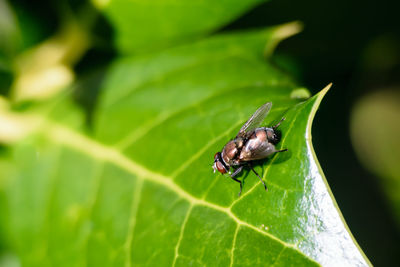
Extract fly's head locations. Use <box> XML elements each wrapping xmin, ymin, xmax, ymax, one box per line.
<box><xmin>213</xmin><ymin>152</ymin><xmax>229</xmax><ymax>174</ymax></box>
<box><xmin>266</xmin><ymin>128</ymin><xmax>281</xmax><ymax>145</ymax></box>
<box><xmin>267</xmin><ymin>116</ymin><xmax>285</xmax><ymax>144</ymax></box>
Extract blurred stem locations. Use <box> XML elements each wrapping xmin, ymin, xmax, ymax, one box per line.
<box><xmin>10</xmin><ymin>1</ymin><xmax>98</xmax><ymax>103</ymax></box>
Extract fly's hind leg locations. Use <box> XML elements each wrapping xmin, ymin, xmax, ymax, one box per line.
<box><xmin>248</xmin><ymin>163</ymin><xmax>267</xmax><ymax>191</ymax></box>
<box><xmin>230</xmin><ymin>166</ymin><xmax>244</xmax><ymax>196</ymax></box>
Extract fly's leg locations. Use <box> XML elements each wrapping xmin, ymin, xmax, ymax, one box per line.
<box><xmin>231</xmin><ymin>177</ymin><xmax>243</xmax><ymax>197</ymax></box>
<box><xmin>248</xmin><ymin>163</ymin><xmax>267</xmax><ymax>191</ymax></box>
<box><xmin>230</xmin><ymin>166</ymin><xmax>244</xmax><ymax>196</ymax></box>
<box><xmin>273</xmin><ymin>117</ymin><xmax>285</xmax><ymax>130</ymax></box>
<box><xmin>231</xmin><ymin>166</ymin><xmax>243</xmax><ymax>178</ymax></box>
<box><xmin>276</xmin><ymin>148</ymin><xmax>288</xmax><ymax>153</ymax></box>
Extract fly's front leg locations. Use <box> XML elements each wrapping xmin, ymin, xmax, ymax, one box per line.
<box><xmin>231</xmin><ymin>177</ymin><xmax>243</xmax><ymax>197</ymax></box>
<box><xmin>248</xmin><ymin>163</ymin><xmax>267</xmax><ymax>191</ymax></box>
<box><xmin>230</xmin><ymin>166</ymin><xmax>244</xmax><ymax>196</ymax></box>
<box><xmin>231</xmin><ymin>166</ymin><xmax>243</xmax><ymax>178</ymax></box>
<box><xmin>273</xmin><ymin>117</ymin><xmax>285</xmax><ymax>130</ymax></box>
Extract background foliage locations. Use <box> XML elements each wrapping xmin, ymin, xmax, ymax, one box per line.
<box><xmin>0</xmin><ymin>0</ymin><xmax>399</xmax><ymax>266</ymax></box>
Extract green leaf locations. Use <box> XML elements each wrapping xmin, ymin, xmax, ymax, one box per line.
<box><xmin>0</xmin><ymin>24</ymin><xmax>370</xmax><ymax>266</ymax></box>
<box><xmin>92</xmin><ymin>0</ymin><xmax>266</xmax><ymax>54</ymax></box>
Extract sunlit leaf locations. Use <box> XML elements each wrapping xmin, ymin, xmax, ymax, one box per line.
<box><xmin>0</xmin><ymin>24</ymin><xmax>370</xmax><ymax>266</ymax></box>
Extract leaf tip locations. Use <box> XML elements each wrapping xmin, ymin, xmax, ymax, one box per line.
<box><xmin>264</xmin><ymin>21</ymin><xmax>303</xmax><ymax>57</ymax></box>
<box><xmin>306</xmin><ymin>83</ymin><xmax>332</xmax><ymax>147</ymax></box>
<box><xmin>323</xmin><ymin>82</ymin><xmax>333</xmax><ymax>91</ymax></box>
<box><xmin>272</xmin><ymin>21</ymin><xmax>304</xmax><ymax>41</ymax></box>
<box><xmin>316</xmin><ymin>83</ymin><xmax>332</xmax><ymax>101</ymax></box>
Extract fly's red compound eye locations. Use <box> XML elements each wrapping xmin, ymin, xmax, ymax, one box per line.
<box><xmin>214</xmin><ymin>152</ymin><xmax>220</xmax><ymax>161</ymax></box>
<box><xmin>215</xmin><ymin>161</ymin><xmax>227</xmax><ymax>174</ymax></box>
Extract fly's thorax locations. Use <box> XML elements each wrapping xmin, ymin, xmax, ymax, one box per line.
<box><xmin>221</xmin><ymin>138</ymin><xmax>244</xmax><ymax>165</ymax></box>
<box><xmin>234</xmin><ymin>137</ymin><xmax>244</xmax><ymax>149</ymax></box>
<box><xmin>255</xmin><ymin>128</ymin><xmax>268</xmax><ymax>142</ymax></box>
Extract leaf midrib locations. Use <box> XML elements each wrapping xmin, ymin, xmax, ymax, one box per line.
<box><xmin>34</xmin><ymin>117</ymin><xmax>308</xmax><ymax>259</ymax></box>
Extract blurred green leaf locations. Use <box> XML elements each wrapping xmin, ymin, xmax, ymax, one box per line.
<box><xmin>0</xmin><ymin>0</ymin><xmax>21</xmax><ymax>59</ymax></box>
<box><xmin>0</xmin><ymin>24</ymin><xmax>370</xmax><ymax>266</ymax></box>
<box><xmin>92</xmin><ymin>0</ymin><xmax>266</xmax><ymax>54</ymax></box>
<box><xmin>351</xmin><ymin>89</ymin><xmax>400</xmax><ymax>229</ymax></box>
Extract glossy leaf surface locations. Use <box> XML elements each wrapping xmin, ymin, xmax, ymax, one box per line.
<box><xmin>0</xmin><ymin>25</ymin><xmax>370</xmax><ymax>266</ymax></box>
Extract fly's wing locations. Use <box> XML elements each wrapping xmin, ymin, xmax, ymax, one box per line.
<box><xmin>236</xmin><ymin>102</ymin><xmax>272</xmax><ymax>138</ymax></box>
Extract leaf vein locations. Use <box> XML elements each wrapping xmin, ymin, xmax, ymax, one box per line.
<box><xmin>229</xmin><ymin>224</ymin><xmax>240</xmax><ymax>267</ymax></box>
<box><xmin>83</xmin><ymin>163</ymin><xmax>106</xmax><ymax>267</ymax></box>
<box><xmin>124</xmin><ymin>178</ymin><xmax>144</xmax><ymax>267</ymax></box>
<box><xmin>172</xmin><ymin>204</ymin><xmax>193</xmax><ymax>267</ymax></box>
<box><xmin>270</xmin><ymin>247</ymin><xmax>286</xmax><ymax>267</ymax></box>
<box><xmin>38</xmin><ymin>118</ymin><xmax>312</xmax><ymax>261</ymax></box>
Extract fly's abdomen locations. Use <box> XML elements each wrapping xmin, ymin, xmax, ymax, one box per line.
<box><xmin>239</xmin><ymin>128</ymin><xmax>276</xmax><ymax>161</ymax></box>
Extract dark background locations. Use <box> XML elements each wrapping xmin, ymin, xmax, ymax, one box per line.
<box><xmin>2</xmin><ymin>0</ymin><xmax>400</xmax><ymax>265</ymax></box>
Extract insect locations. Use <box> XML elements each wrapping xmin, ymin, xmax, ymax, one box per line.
<box><xmin>212</xmin><ymin>102</ymin><xmax>287</xmax><ymax>196</ymax></box>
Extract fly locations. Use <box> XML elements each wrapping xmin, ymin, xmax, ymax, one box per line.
<box><xmin>212</xmin><ymin>102</ymin><xmax>287</xmax><ymax>196</ymax></box>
